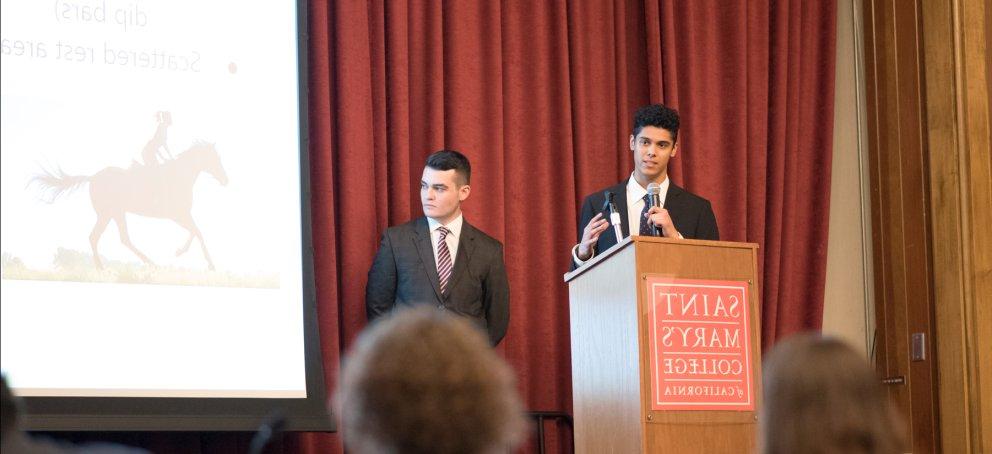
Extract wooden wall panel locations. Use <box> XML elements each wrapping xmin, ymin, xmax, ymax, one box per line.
<box><xmin>860</xmin><ymin>0</ymin><xmax>939</xmax><ymax>451</ymax></box>
<box><xmin>921</xmin><ymin>0</ymin><xmax>992</xmax><ymax>450</ymax></box>
<box><xmin>863</xmin><ymin>0</ymin><xmax>991</xmax><ymax>451</ymax></box>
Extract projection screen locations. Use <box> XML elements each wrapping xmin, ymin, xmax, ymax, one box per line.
<box><xmin>0</xmin><ymin>0</ymin><xmax>332</xmax><ymax>431</ymax></box>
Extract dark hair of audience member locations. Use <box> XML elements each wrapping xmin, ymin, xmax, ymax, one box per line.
<box><xmin>1</xmin><ymin>374</ymin><xmax>18</xmax><ymax>438</ymax></box>
<box><xmin>760</xmin><ymin>333</ymin><xmax>905</xmax><ymax>454</ymax></box>
<box><xmin>334</xmin><ymin>307</ymin><xmax>525</xmax><ymax>454</ymax></box>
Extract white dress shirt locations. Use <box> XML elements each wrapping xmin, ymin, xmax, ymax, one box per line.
<box><xmin>427</xmin><ymin>214</ymin><xmax>463</xmax><ymax>268</ymax></box>
<box><xmin>625</xmin><ymin>173</ymin><xmax>670</xmax><ymax>235</ymax></box>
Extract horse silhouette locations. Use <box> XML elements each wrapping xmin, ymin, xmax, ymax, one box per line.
<box><xmin>32</xmin><ymin>141</ymin><xmax>228</xmax><ymax>270</ymax></box>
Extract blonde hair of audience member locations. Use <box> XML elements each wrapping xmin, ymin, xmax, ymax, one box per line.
<box><xmin>760</xmin><ymin>333</ymin><xmax>905</xmax><ymax>454</ymax></box>
<box><xmin>335</xmin><ymin>307</ymin><xmax>526</xmax><ymax>454</ymax></box>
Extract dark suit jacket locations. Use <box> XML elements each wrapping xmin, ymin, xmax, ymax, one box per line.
<box><xmin>366</xmin><ymin>217</ymin><xmax>510</xmax><ymax>345</ymax></box>
<box><xmin>575</xmin><ymin>181</ymin><xmax>719</xmax><ymax>264</ymax></box>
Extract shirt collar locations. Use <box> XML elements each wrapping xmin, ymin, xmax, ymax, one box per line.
<box><xmin>427</xmin><ymin>213</ymin><xmax>464</xmax><ymax>238</ymax></box>
<box><xmin>626</xmin><ymin>173</ymin><xmax>670</xmax><ymax>206</ymax></box>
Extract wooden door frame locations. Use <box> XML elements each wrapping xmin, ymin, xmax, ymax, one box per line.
<box><xmin>860</xmin><ymin>0</ymin><xmax>991</xmax><ymax>452</ymax></box>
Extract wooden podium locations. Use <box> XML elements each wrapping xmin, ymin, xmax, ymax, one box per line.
<box><xmin>564</xmin><ymin>236</ymin><xmax>762</xmax><ymax>453</ymax></box>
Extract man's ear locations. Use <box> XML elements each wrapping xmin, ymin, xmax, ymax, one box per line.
<box><xmin>458</xmin><ymin>184</ymin><xmax>471</xmax><ymax>202</ymax></box>
<box><xmin>629</xmin><ymin>134</ymin><xmax>636</xmax><ymax>151</ymax></box>
<box><xmin>671</xmin><ymin>141</ymin><xmax>678</xmax><ymax>158</ymax></box>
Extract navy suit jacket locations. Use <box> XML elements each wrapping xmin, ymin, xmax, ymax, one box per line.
<box><xmin>366</xmin><ymin>217</ymin><xmax>510</xmax><ymax>345</ymax></box>
<box><xmin>575</xmin><ymin>182</ymin><xmax>719</xmax><ymax>264</ymax></box>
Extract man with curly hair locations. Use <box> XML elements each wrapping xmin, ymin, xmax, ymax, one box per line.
<box><xmin>571</xmin><ymin>103</ymin><xmax>719</xmax><ymax>267</ymax></box>
<box><xmin>335</xmin><ymin>307</ymin><xmax>526</xmax><ymax>454</ymax></box>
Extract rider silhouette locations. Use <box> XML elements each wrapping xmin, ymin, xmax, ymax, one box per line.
<box><xmin>141</xmin><ymin>111</ymin><xmax>173</xmax><ymax>166</ymax></box>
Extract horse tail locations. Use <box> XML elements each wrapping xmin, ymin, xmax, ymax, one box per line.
<box><xmin>28</xmin><ymin>166</ymin><xmax>90</xmax><ymax>203</ymax></box>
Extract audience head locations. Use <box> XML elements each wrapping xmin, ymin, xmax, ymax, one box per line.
<box><xmin>760</xmin><ymin>333</ymin><xmax>905</xmax><ymax>454</ymax></box>
<box><xmin>1</xmin><ymin>374</ymin><xmax>18</xmax><ymax>437</ymax></box>
<box><xmin>335</xmin><ymin>307</ymin><xmax>525</xmax><ymax>454</ymax></box>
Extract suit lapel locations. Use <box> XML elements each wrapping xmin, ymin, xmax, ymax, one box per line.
<box><xmin>445</xmin><ymin>222</ymin><xmax>477</xmax><ymax>299</ymax></box>
<box><xmin>665</xmin><ymin>182</ymin><xmax>685</xmax><ymax>214</ymax></box>
<box><xmin>412</xmin><ymin>217</ymin><xmax>444</xmax><ymax>302</ymax></box>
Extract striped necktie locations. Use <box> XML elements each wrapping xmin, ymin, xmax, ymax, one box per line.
<box><xmin>436</xmin><ymin>226</ymin><xmax>453</xmax><ymax>294</ymax></box>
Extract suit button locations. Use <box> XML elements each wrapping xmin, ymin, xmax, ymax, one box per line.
<box><xmin>437</xmin><ymin>304</ymin><xmax>445</xmax><ymax>310</ymax></box>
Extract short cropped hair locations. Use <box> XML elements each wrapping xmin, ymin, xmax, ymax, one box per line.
<box><xmin>760</xmin><ymin>334</ymin><xmax>905</xmax><ymax>454</ymax></box>
<box><xmin>632</xmin><ymin>104</ymin><xmax>681</xmax><ymax>142</ymax></box>
<box><xmin>425</xmin><ymin>150</ymin><xmax>471</xmax><ymax>186</ymax></box>
<box><xmin>336</xmin><ymin>307</ymin><xmax>525</xmax><ymax>454</ymax></box>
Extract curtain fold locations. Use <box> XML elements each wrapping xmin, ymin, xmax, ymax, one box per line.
<box><xmin>304</xmin><ymin>1</ymin><xmax>837</xmax><ymax>452</ymax></box>
<box><xmin>86</xmin><ymin>1</ymin><xmax>836</xmax><ymax>452</ymax></box>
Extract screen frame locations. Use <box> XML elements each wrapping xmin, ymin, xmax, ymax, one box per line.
<box><xmin>15</xmin><ymin>0</ymin><xmax>334</xmax><ymax>432</ymax></box>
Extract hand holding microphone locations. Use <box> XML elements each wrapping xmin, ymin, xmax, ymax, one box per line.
<box><xmin>576</xmin><ymin>191</ymin><xmax>624</xmax><ymax>261</ymax></box>
<box><xmin>645</xmin><ymin>183</ymin><xmax>679</xmax><ymax>238</ymax></box>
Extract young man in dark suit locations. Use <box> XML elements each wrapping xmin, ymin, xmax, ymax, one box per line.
<box><xmin>366</xmin><ymin>150</ymin><xmax>510</xmax><ymax>345</ymax></box>
<box><xmin>572</xmin><ymin>104</ymin><xmax>719</xmax><ymax>267</ymax></box>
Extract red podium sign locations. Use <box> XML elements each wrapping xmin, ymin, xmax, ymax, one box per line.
<box><xmin>645</xmin><ymin>277</ymin><xmax>753</xmax><ymax>411</ymax></box>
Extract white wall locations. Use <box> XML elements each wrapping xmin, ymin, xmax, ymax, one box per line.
<box><xmin>821</xmin><ymin>0</ymin><xmax>873</xmax><ymax>357</ymax></box>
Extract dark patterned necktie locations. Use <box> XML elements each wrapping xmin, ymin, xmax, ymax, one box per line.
<box><xmin>436</xmin><ymin>226</ymin><xmax>452</xmax><ymax>293</ymax></box>
<box><xmin>639</xmin><ymin>194</ymin><xmax>654</xmax><ymax>236</ymax></box>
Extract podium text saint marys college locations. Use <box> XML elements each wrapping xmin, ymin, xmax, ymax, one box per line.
<box><xmin>645</xmin><ymin>277</ymin><xmax>754</xmax><ymax>411</ymax></box>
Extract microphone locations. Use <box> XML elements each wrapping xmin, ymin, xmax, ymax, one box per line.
<box><xmin>605</xmin><ymin>191</ymin><xmax>624</xmax><ymax>243</ymax></box>
<box><xmin>646</xmin><ymin>183</ymin><xmax>662</xmax><ymax>236</ymax></box>
<box><xmin>249</xmin><ymin>411</ymin><xmax>287</xmax><ymax>454</ymax></box>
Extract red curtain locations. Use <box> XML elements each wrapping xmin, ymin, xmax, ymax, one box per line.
<box><xmin>302</xmin><ymin>0</ymin><xmax>837</xmax><ymax>452</ymax></box>
<box><xmin>75</xmin><ymin>1</ymin><xmax>834</xmax><ymax>452</ymax></box>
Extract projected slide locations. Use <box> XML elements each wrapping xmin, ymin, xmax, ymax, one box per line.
<box><xmin>1</xmin><ymin>1</ymin><xmax>307</xmax><ymax>398</ymax></box>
